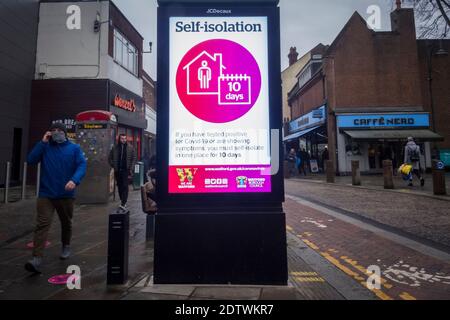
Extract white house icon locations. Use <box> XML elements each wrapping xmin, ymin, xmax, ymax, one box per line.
<box><xmin>182</xmin><ymin>51</ymin><xmax>226</xmax><ymax>95</ymax></box>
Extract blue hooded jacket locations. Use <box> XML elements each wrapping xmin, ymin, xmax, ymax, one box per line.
<box><xmin>27</xmin><ymin>140</ymin><xmax>87</xmax><ymax>199</ymax></box>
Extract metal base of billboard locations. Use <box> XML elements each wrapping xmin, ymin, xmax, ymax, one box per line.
<box><xmin>153</xmin><ymin>211</ymin><xmax>288</xmax><ymax>285</ymax></box>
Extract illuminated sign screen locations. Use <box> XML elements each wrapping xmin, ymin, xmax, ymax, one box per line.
<box><xmin>169</xmin><ymin>16</ymin><xmax>271</xmax><ymax>193</ymax></box>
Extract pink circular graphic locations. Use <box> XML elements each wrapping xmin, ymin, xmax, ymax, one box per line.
<box><xmin>176</xmin><ymin>39</ymin><xmax>261</xmax><ymax>123</ymax></box>
<box><xmin>27</xmin><ymin>241</ymin><xmax>51</xmax><ymax>249</ymax></box>
<box><xmin>48</xmin><ymin>274</ymin><xmax>79</xmax><ymax>285</ymax></box>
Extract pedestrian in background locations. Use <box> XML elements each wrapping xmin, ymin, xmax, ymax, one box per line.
<box><xmin>25</xmin><ymin>123</ymin><xmax>87</xmax><ymax>273</ymax></box>
<box><xmin>299</xmin><ymin>148</ymin><xmax>308</xmax><ymax>176</ymax></box>
<box><xmin>321</xmin><ymin>146</ymin><xmax>329</xmax><ymax>172</ymax></box>
<box><xmin>404</xmin><ymin>137</ymin><xmax>425</xmax><ymax>187</ymax></box>
<box><xmin>109</xmin><ymin>134</ymin><xmax>136</xmax><ymax>211</ymax></box>
<box><xmin>286</xmin><ymin>148</ymin><xmax>297</xmax><ymax>177</ymax></box>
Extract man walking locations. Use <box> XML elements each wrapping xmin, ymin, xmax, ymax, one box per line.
<box><xmin>109</xmin><ymin>134</ymin><xmax>136</xmax><ymax>211</ymax></box>
<box><xmin>404</xmin><ymin>137</ymin><xmax>425</xmax><ymax>187</ymax></box>
<box><xmin>299</xmin><ymin>148</ymin><xmax>309</xmax><ymax>176</ymax></box>
<box><xmin>25</xmin><ymin>123</ymin><xmax>87</xmax><ymax>273</ymax></box>
<box><xmin>286</xmin><ymin>148</ymin><xmax>297</xmax><ymax>177</ymax></box>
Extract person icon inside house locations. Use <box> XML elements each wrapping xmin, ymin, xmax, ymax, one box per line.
<box><xmin>198</xmin><ymin>61</ymin><xmax>212</xmax><ymax>89</ymax></box>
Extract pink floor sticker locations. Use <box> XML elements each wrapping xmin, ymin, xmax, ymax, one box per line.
<box><xmin>48</xmin><ymin>274</ymin><xmax>80</xmax><ymax>285</ymax></box>
<box><xmin>27</xmin><ymin>241</ymin><xmax>51</xmax><ymax>249</ymax></box>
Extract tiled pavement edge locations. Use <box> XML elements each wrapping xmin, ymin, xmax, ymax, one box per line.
<box><xmin>285</xmin><ymin>179</ymin><xmax>450</xmax><ymax>249</ymax></box>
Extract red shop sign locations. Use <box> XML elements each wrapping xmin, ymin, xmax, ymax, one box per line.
<box><xmin>114</xmin><ymin>94</ymin><xmax>136</xmax><ymax>112</ymax></box>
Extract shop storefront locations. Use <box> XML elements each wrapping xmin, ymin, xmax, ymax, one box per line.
<box><xmin>29</xmin><ymin>79</ymin><xmax>147</xmax><ymax>161</ymax></box>
<box><xmin>336</xmin><ymin>112</ymin><xmax>443</xmax><ymax>174</ymax></box>
<box><xmin>109</xmin><ymin>81</ymin><xmax>146</xmax><ymax>159</ymax></box>
<box><xmin>283</xmin><ymin>105</ymin><xmax>328</xmax><ymax>169</ymax></box>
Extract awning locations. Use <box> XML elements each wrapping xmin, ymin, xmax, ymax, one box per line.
<box><xmin>283</xmin><ymin>126</ymin><xmax>321</xmax><ymax>142</ymax></box>
<box><xmin>344</xmin><ymin>129</ymin><xmax>443</xmax><ymax>141</ymax></box>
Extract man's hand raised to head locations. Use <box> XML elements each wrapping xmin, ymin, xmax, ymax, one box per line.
<box><xmin>42</xmin><ymin>132</ymin><xmax>52</xmax><ymax>143</ymax></box>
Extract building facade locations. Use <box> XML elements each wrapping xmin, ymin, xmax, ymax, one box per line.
<box><xmin>417</xmin><ymin>39</ymin><xmax>450</xmax><ymax>166</ymax></box>
<box><xmin>0</xmin><ymin>0</ymin><xmax>40</xmax><ymax>184</ymax></box>
<box><xmin>29</xmin><ymin>0</ymin><xmax>147</xmax><ymax>159</ymax></box>
<box><xmin>284</xmin><ymin>44</ymin><xmax>328</xmax><ymax>165</ymax></box>
<box><xmin>281</xmin><ymin>47</ymin><xmax>309</xmax><ymax>125</ymax></box>
<box><xmin>286</xmin><ymin>7</ymin><xmax>445</xmax><ymax>175</ymax></box>
<box><xmin>142</xmin><ymin>70</ymin><xmax>157</xmax><ymax>158</ymax></box>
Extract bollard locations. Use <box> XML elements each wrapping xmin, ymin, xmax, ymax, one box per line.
<box><xmin>22</xmin><ymin>162</ymin><xmax>28</xmax><ymax>201</ymax></box>
<box><xmin>383</xmin><ymin>160</ymin><xmax>394</xmax><ymax>189</ymax></box>
<box><xmin>36</xmin><ymin>162</ymin><xmax>41</xmax><ymax>197</ymax></box>
<box><xmin>432</xmin><ymin>160</ymin><xmax>446</xmax><ymax>195</ymax></box>
<box><xmin>326</xmin><ymin>160</ymin><xmax>335</xmax><ymax>183</ymax></box>
<box><xmin>107</xmin><ymin>210</ymin><xmax>130</xmax><ymax>285</ymax></box>
<box><xmin>4</xmin><ymin>162</ymin><xmax>11</xmax><ymax>203</ymax></box>
<box><xmin>283</xmin><ymin>160</ymin><xmax>290</xmax><ymax>179</ymax></box>
<box><xmin>351</xmin><ymin>160</ymin><xmax>361</xmax><ymax>186</ymax></box>
<box><xmin>146</xmin><ymin>214</ymin><xmax>155</xmax><ymax>240</ymax></box>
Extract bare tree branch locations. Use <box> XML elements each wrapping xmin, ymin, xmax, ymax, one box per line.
<box><xmin>402</xmin><ymin>0</ymin><xmax>450</xmax><ymax>38</ymax></box>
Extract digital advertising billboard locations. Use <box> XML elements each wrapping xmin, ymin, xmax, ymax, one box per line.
<box><xmin>168</xmin><ymin>15</ymin><xmax>271</xmax><ymax>194</ymax></box>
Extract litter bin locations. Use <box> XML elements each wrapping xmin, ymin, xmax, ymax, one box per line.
<box><xmin>133</xmin><ymin>161</ymin><xmax>144</xmax><ymax>190</ymax></box>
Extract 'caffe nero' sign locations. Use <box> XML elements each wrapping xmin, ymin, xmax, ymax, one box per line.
<box><xmin>336</xmin><ymin>113</ymin><xmax>430</xmax><ymax>129</ymax></box>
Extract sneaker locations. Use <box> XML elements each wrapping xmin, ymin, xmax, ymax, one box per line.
<box><xmin>420</xmin><ymin>178</ymin><xmax>425</xmax><ymax>187</ymax></box>
<box><xmin>25</xmin><ymin>256</ymin><xmax>42</xmax><ymax>274</ymax></box>
<box><xmin>60</xmin><ymin>245</ymin><xmax>71</xmax><ymax>260</ymax></box>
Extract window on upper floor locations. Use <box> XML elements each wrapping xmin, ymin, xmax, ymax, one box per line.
<box><xmin>297</xmin><ymin>55</ymin><xmax>323</xmax><ymax>89</ymax></box>
<box><xmin>114</xmin><ymin>29</ymin><xmax>138</xmax><ymax>76</ymax></box>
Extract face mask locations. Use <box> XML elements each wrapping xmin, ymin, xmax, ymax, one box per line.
<box><xmin>52</xmin><ymin>131</ymin><xmax>66</xmax><ymax>144</ymax></box>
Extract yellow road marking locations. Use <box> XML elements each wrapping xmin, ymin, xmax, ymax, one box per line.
<box><xmin>302</xmin><ymin>239</ymin><xmax>320</xmax><ymax>250</ymax></box>
<box><xmin>399</xmin><ymin>292</ymin><xmax>417</xmax><ymax>300</ymax></box>
<box><xmin>340</xmin><ymin>256</ymin><xmax>393</xmax><ymax>289</ymax></box>
<box><xmin>295</xmin><ymin>277</ymin><xmax>325</xmax><ymax>283</ymax></box>
<box><xmin>291</xmin><ymin>271</ymin><xmax>318</xmax><ymax>276</ymax></box>
<box><xmin>320</xmin><ymin>252</ymin><xmax>394</xmax><ymax>300</ymax></box>
<box><xmin>295</xmin><ymin>233</ymin><xmax>401</xmax><ymax>300</ymax></box>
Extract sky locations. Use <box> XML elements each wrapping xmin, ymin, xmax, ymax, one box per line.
<box><xmin>113</xmin><ymin>0</ymin><xmax>395</xmax><ymax>79</ymax></box>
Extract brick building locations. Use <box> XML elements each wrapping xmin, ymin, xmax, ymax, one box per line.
<box><xmin>284</xmin><ymin>44</ymin><xmax>328</xmax><ymax>163</ymax></box>
<box><xmin>417</xmin><ymin>39</ymin><xmax>450</xmax><ymax>165</ymax></box>
<box><xmin>281</xmin><ymin>47</ymin><xmax>309</xmax><ymax>126</ymax></box>
<box><xmin>286</xmin><ymin>5</ymin><xmax>446</xmax><ymax>175</ymax></box>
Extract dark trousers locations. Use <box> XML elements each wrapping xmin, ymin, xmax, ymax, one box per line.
<box><xmin>411</xmin><ymin>169</ymin><xmax>423</xmax><ymax>181</ymax></box>
<box><xmin>115</xmin><ymin>170</ymin><xmax>129</xmax><ymax>206</ymax></box>
<box><xmin>299</xmin><ymin>163</ymin><xmax>307</xmax><ymax>176</ymax></box>
<box><xmin>33</xmin><ymin>198</ymin><xmax>74</xmax><ymax>257</ymax></box>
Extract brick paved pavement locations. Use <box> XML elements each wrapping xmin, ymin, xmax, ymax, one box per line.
<box><xmin>1</xmin><ymin>190</ymin><xmax>363</xmax><ymax>300</ymax></box>
<box><xmin>284</xmin><ymin>195</ymin><xmax>450</xmax><ymax>300</ymax></box>
<box><xmin>285</xmin><ymin>179</ymin><xmax>450</xmax><ymax>248</ymax></box>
